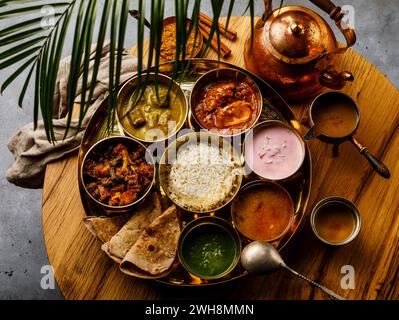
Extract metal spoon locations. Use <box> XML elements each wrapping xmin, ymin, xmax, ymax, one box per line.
<box><xmin>241</xmin><ymin>241</ymin><xmax>345</xmax><ymax>300</ymax></box>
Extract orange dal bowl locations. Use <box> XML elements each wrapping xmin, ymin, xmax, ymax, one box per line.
<box><xmin>231</xmin><ymin>181</ymin><xmax>294</xmax><ymax>242</ymax></box>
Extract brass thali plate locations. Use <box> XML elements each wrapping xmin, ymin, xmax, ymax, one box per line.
<box><xmin>78</xmin><ymin>58</ymin><xmax>312</xmax><ymax>286</ymax></box>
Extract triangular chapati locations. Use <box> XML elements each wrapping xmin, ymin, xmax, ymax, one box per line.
<box><xmin>102</xmin><ymin>193</ymin><xmax>162</xmax><ymax>260</ymax></box>
<box><xmin>84</xmin><ymin>215</ymin><xmax>131</xmax><ymax>243</ymax></box>
<box><xmin>120</xmin><ymin>205</ymin><xmax>180</xmax><ymax>277</ymax></box>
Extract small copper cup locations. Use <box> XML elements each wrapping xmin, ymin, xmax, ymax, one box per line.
<box><xmin>310</xmin><ymin>197</ymin><xmax>361</xmax><ymax>246</ymax></box>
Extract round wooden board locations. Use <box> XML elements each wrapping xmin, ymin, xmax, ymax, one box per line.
<box><xmin>42</xmin><ymin>17</ymin><xmax>399</xmax><ymax>300</ymax></box>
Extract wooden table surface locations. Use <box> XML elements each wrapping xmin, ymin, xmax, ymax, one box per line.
<box><xmin>42</xmin><ymin>17</ymin><xmax>399</xmax><ymax>300</ymax></box>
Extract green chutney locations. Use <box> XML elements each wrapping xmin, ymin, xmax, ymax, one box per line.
<box><xmin>181</xmin><ymin>224</ymin><xmax>237</xmax><ymax>278</ymax></box>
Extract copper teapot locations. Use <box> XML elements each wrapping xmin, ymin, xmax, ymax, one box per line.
<box><xmin>244</xmin><ymin>0</ymin><xmax>356</xmax><ymax>101</ymax></box>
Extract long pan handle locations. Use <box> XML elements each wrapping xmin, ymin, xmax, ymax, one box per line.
<box><xmin>351</xmin><ymin>137</ymin><xmax>391</xmax><ymax>179</ymax></box>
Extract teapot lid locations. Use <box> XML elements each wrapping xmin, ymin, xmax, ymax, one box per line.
<box><xmin>264</xmin><ymin>6</ymin><xmax>332</xmax><ymax>64</ymax></box>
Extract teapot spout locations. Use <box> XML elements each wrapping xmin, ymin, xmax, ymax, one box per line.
<box><xmin>320</xmin><ymin>66</ymin><xmax>354</xmax><ymax>90</ymax></box>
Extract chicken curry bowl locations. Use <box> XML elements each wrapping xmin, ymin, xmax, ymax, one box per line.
<box><xmin>81</xmin><ymin>136</ymin><xmax>155</xmax><ymax>210</ymax></box>
<box><xmin>117</xmin><ymin>73</ymin><xmax>188</xmax><ymax>143</ymax></box>
<box><xmin>190</xmin><ymin>68</ymin><xmax>262</xmax><ymax>136</ymax></box>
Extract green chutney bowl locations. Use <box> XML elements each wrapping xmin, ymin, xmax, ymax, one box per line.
<box><xmin>177</xmin><ymin>216</ymin><xmax>241</xmax><ymax>280</ymax></box>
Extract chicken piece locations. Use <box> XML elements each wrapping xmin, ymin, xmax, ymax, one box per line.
<box><xmin>204</xmin><ymin>81</ymin><xmax>236</xmax><ymax>112</ymax></box>
<box><xmin>216</xmin><ymin>100</ymin><xmax>253</xmax><ymax>128</ymax></box>
<box><xmin>235</xmin><ymin>82</ymin><xmax>253</xmax><ymax>102</ymax></box>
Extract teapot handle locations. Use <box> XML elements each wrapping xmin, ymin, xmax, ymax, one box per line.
<box><xmin>308</xmin><ymin>0</ymin><xmax>356</xmax><ymax>52</ymax></box>
<box><xmin>257</xmin><ymin>0</ymin><xmax>273</xmax><ymax>28</ymax></box>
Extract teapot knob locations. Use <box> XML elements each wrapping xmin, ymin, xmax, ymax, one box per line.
<box><xmin>290</xmin><ymin>22</ymin><xmax>303</xmax><ymax>36</ymax></box>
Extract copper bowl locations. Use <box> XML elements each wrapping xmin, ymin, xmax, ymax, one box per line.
<box><xmin>189</xmin><ymin>68</ymin><xmax>263</xmax><ymax>137</ymax></box>
<box><xmin>310</xmin><ymin>196</ymin><xmax>361</xmax><ymax>246</ymax></box>
<box><xmin>81</xmin><ymin>136</ymin><xmax>156</xmax><ymax>215</ymax></box>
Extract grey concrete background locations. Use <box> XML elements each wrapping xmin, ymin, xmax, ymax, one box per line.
<box><xmin>0</xmin><ymin>0</ymin><xmax>398</xmax><ymax>300</ymax></box>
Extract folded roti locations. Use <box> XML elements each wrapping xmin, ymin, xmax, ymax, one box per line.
<box><xmin>102</xmin><ymin>193</ymin><xmax>162</xmax><ymax>260</ymax></box>
<box><xmin>84</xmin><ymin>215</ymin><xmax>130</xmax><ymax>243</ymax></box>
<box><xmin>120</xmin><ymin>205</ymin><xmax>180</xmax><ymax>277</ymax></box>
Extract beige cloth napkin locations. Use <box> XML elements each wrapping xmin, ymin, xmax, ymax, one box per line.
<box><xmin>6</xmin><ymin>42</ymin><xmax>138</xmax><ymax>188</ymax></box>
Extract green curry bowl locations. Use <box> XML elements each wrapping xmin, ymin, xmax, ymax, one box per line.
<box><xmin>177</xmin><ymin>216</ymin><xmax>242</xmax><ymax>280</ymax></box>
<box><xmin>117</xmin><ymin>73</ymin><xmax>188</xmax><ymax>144</ymax></box>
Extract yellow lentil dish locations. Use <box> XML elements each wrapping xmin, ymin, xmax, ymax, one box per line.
<box><xmin>160</xmin><ymin>22</ymin><xmax>201</xmax><ymax>61</ymax></box>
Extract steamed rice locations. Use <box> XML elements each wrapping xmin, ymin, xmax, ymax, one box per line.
<box><xmin>167</xmin><ymin>142</ymin><xmax>237</xmax><ymax>211</ymax></box>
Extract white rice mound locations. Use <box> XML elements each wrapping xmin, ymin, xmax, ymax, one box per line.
<box><xmin>167</xmin><ymin>142</ymin><xmax>237</xmax><ymax>211</ymax></box>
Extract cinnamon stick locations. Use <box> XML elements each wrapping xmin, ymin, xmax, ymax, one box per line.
<box><xmin>198</xmin><ymin>12</ymin><xmax>237</xmax><ymax>41</ymax></box>
<box><xmin>198</xmin><ymin>22</ymin><xmax>231</xmax><ymax>58</ymax></box>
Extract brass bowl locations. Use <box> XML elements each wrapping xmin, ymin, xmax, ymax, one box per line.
<box><xmin>310</xmin><ymin>197</ymin><xmax>361</xmax><ymax>246</ymax></box>
<box><xmin>243</xmin><ymin>120</ymin><xmax>306</xmax><ymax>182</ymax></box>
<box><xmin>159</xmin><ymin>131</ymin><xmax>243</xmax><ymax>214</ymax></box>
<box><xmin>80</xmin><ymin>136</ymin><xmax>155</xmax><ymax>215</ymax></box>
<box><xmin>189</xmin><ymin>68</ymin><xmax>263</xmax><ymax>137</ymax></box>
<box><xmin>177</xmin><ymin>216</ymin><xmax>242</xmax><ymax>280</ymax></box>
<box><xmin>117</xmin><ymin>73</ymin><xmax>188</xmax><ymax>144</ymax></box>
<box><xmin>231</xmin><ymin>180</ymin><xmax>295</xmax><ymax>243</ymax></box>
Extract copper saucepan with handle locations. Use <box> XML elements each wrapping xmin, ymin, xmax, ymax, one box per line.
<box><xmin>304</xmin><ymin>92</ymin><xmax>390</xmax><ymax>179</ymax></box>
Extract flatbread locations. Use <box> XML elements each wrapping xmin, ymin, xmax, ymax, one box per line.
<box><xmin>102</xmin><ymin>193</ymin><xmax>162</xmax><ymax>260</ymax></box>
<box><xmin>84</xmin><ymin>215</ymin><xmax>130</xmax><ymax>243</ymax></box>
<box><xmin>120</xmin><ymin>205</ymin><xmax>180</xmax><ymax>277</ymax></box>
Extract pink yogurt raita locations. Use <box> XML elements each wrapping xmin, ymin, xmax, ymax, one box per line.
<box><xmin>245</xmin><ymin>124</ymin><xmax>305</xmax><ymax>180</ymax></box>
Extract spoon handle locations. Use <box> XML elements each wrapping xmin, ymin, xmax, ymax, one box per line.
<box><xmin>283</xmin><ymin>265</ymin><xmax>345</xmax><ymax>300</ymax></box>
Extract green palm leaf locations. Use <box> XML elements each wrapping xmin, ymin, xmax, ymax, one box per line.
<box><xmin>0</xmin><ymin>36</ymin><xmax>46</xmax><ymax>61</ymax></box>
<box><xmin>0</xmin><ymin>15</ymin><xmax>61</xmax><ymax>38</ymax></box>
<box><xmin>0</xmin><ymin>0</ymin><xmax>276</xmax><ymax>142</ymax></box>
<box><xmin>0</xmin><ymin>27</ymin><xmax>44</xmax><ymax>46</ymax></box>
<box><xmin>18</xmin><ymin>62</ymin><xmax>35</xmax><ymax>107</ymax></box>
<box><xmin>0</xmin><ymin>2</ymin><xmax>69</xmax><ymax>19</ymax></box>
<box><xmin>1</xmin><ymin>56</ymin><xmax>36</xmax><ymax>93</ymax></box>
